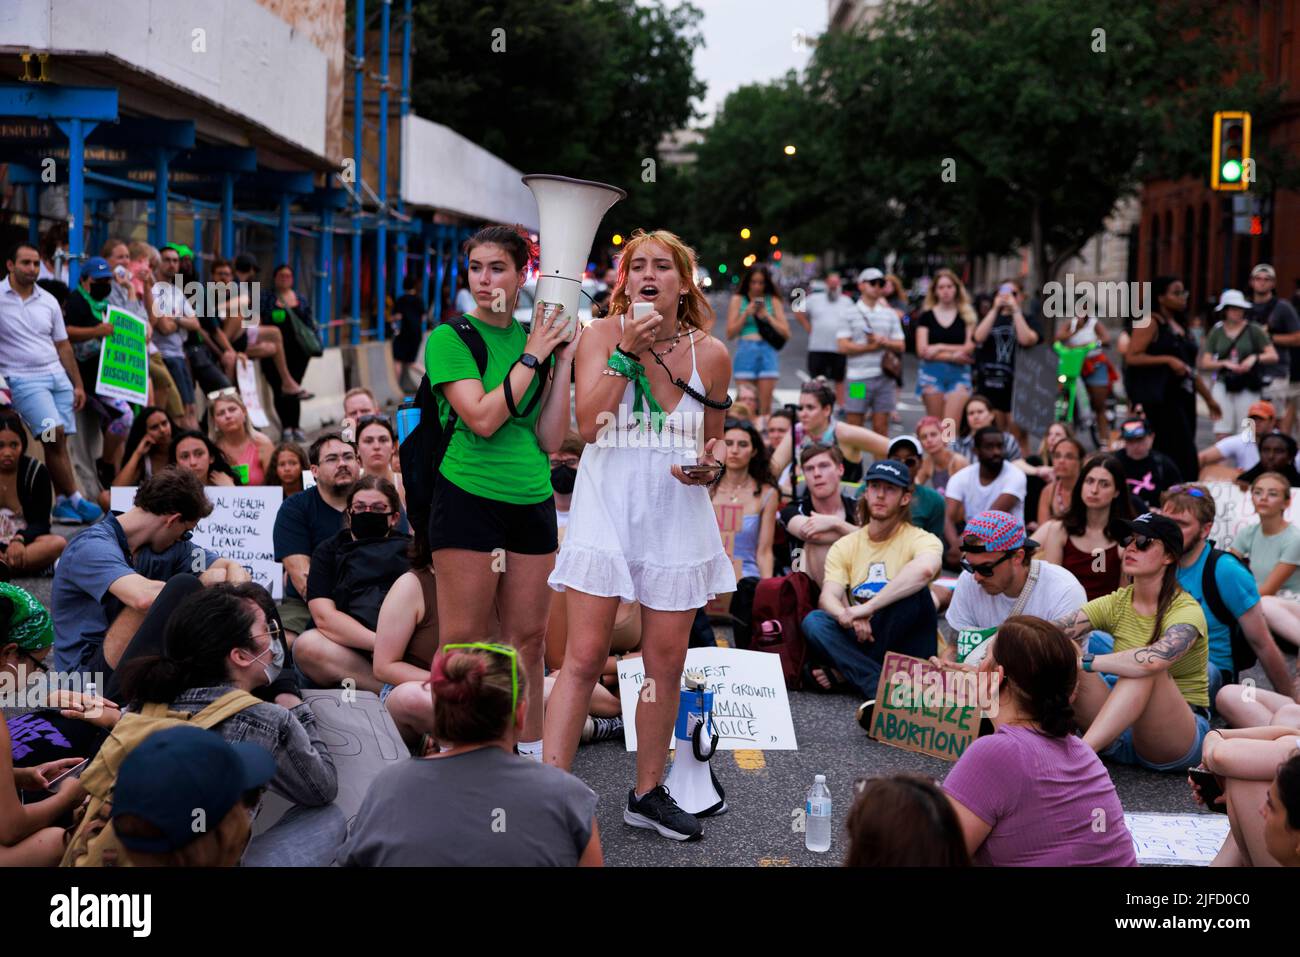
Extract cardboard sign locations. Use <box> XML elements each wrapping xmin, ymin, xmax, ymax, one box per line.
<box><xmin>705</xmin><ymin>502</ymin><xmax>745</xmax><ymax>616</ymax></box>
<box><xmin>94</xmin><ymin>306</ymin><xmax>149</xmax><ymax>405</ymax></box>
<box><xmin>1205</xmin><ymin>479</ymin><xmax>1300</xmax><ymax>557</ymax></box>
<box><xmin>251</xmin><ymin>689</ymin><xmax>409</xmax><ymax>836</ymax></box>
<box><xmin>616</xmin><ymin>647</ymin><xmax>797</xmax><ymax>751</ymax></box>
<box><xmin>235</xmin><ymin>356</ymin><xmax>271</xmax><ymax>429</ymax></box>
<box><xmin>1125</xmin><ymin>812</ymin><xmax>1231</xmax><ymax>866</ymax></box>
<box><xmin>112</xmin><ymin>485</ymin><xmax>285</xmax><ymax>597</ymax></box>
<box><xmin>868</xmin><ymin>652</ymin><xmax>981</xmax><ymax>762</ymax></box>
<box><xmin>1009</xmin><ymin>344</ymin><xmax>1058</xmax><ymax>445</ymax></box>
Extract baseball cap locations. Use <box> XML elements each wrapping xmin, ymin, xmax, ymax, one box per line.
<box><xmin>82</xmin><ymin>257</ymin><xmax>112</xmax><ymax>281</ymax></box>
<box><xmin>1117</xmin><ymin>512</ymin><xmax>1184</xmax><ymax>560</ymax></box>
<box><xmin>1251</xmin><ymin>263</ymin><xmax>1277</xmax><ymax>279</ymax></box>
<box><xmin>234</xmin><ymin>253</ymin><xmax>260</xmax><ymax>274</ymax></box>
<box><xmin>111</xmin><ymin>726</ymin><xmax>276</xmax><ymax>854</ymax></box>
<box><xmin>863</xmin><ymin>459</ymin><xmax>910</xmax><ymax>489</ymax></box>
<box><xmin>1216</xmin><ymin>289</ymin><xmax>1251</xmax><ymax>311</ymax></box>
<box><xmin>857</xmin><ymin>267</ymin><xmax>885</xmax><ymax>284</ymax></box>
<box><xmin>1248</xmin><ymin>400</ymin><xmax>1277</xmax><ymax>420</ymax></box>
<box><xmin>961</xmin><ymin>510</ymin><xmax>1035</xmax><ymax>553</ymax></box>
<box><xmin>888</xmin><ymin>434</ymin><xmax>921</xmax><ymax>457</ymax></box>
<box><xmin>1120</xmin><ymin>417</ymin><xmax>1150</xmax><ymax>440</ymax></box>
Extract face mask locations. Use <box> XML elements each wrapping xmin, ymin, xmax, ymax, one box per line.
<box><xmin>350</xmin><ymin>511</ymin><xmax>390</xmax><ymax>540</ymax></box>
<box><xmin>550</xmin><ymin>464</ymin><xmax>577</xmax><ymax>494</ymax></box>
<box><xmin>89</xmin><ymin>280</ymin><xmax>112</xmax><ymax>301</ymax></box>
<box><xmin>249</xmin><ymin>642</ymin><xmax>282</xmax><ymax>685</ymax></box>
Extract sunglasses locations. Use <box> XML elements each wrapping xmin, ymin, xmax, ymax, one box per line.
<box><xmin>437</xmin><ymin>642</ymin><xmax>520</xmax><ymax>713</ymax></box>
<box><xmin>1167</xmin><ymin>484</ymin><xmax>1206</xmax><ymax>498</ymax></box>
<box><xmin>866</xmin><ymin>278</ymin><xmax>886</xmax><ymax>287</ymax></box>
<box><xmin>960</xmin><ymin>552</ymin><xmax>1015</xmax><ymax>577</ymax></box>
<box><xmin>1121</xmin><ymin>534</ymin><xmax>1158</xmax><ymax>552</ymax></box>
<box><xmin>207</xmin><ymin>386</ymin><xmax>238</xmax><ymax>402</ymax></box>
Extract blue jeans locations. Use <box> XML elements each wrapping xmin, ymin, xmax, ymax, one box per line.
<box><xmin>733</xmin><ymin>338</ymin><xmax>780</xmax><ymax>380</ymax></box>
<box><xmin>801</xmin><ymin>588</ymin><xmax>938</xmax><ymax>698</ymax></box>
<box><xmin>242</xmin><ymin>803</ymin><xmax>349</xmax><ymax>867</ymax></box>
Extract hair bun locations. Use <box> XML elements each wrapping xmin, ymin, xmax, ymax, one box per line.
<box><xmin>430</xmin><ymin>651</ymin><xmax>484</xmax><ymax>703</ymax></box>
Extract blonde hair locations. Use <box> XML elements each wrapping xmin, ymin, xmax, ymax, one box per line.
<box><xmin>116</xmin><ymin>803</ymin><xmax>251</xmax><ymax>867</ymax></box>
<box><xmin>208</xmin><ymin>392</ymin><xmax>257</xmax><ymax>446</ymax></box>
<box><xmin>923</xmin><ymin>269</ymin><xmax>976</xmax><ymax>325</ymax></box>
<box><xmin>607</xmin><ymin>229</ymin><xmax>715</xmax><ymax>331</ymax></box>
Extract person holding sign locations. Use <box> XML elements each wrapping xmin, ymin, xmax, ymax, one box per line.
<box><xmin>209</xmin><ymin>390</ymin><xmax>273</xmax><ymax>486</ymax></box>
<box><xmin>943</xmin><ymin>511</ymin><xmax>1086</xmax><ymax>665</ymax></box>
<box><xmin>1054</xmin><ymin>513</ymin><xmax>1212</xmax><ymax>771</ymax></box>
<box><xmin>800</xmin><ymin>460</ymin><xmax>942</xmax><ymax>701</ymax></box>
<box><xmin>942</xmin><ymin>616</ymin><xmax>1137</xmax><ymax>866</ymax></box>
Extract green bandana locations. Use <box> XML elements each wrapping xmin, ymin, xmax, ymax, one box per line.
<box><xmin>0</xmin><ymin>583</ymin><xmax>54</xmax><ymax>652</ymax></box>
<box><xmin>77</xmin><ymin>284</ymin><xmax>108</xmax><ymax>321</ymax></box>
<box><xmin>607</xmin><ymin>351</ymin><xmax>666</xmax><ymax>432</ymax></box>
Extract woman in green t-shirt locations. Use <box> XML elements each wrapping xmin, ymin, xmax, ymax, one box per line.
<box><xmin>423</xmin><ymin>225</ymin><xmax>579</xmax><ymax>763</ymax></box>
<box><xmin>1199</xmin><ymin>290</ymin><xmax>1279</xmax><ymax>441</ymax></box>
<box><xmin>1055</xmin><ymin>512</ymin><xmax>1211</xmax><ymax>772</ymax></box>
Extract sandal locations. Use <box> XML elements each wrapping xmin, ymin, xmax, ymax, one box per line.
<box><xmin>802</xmin><ymin>661</ymin><xmax>848</xmax><ymax>694</ymax></box>
<box><xmin>284</xmin><ymin>387</ymin><xmax>315</xmax><ymax>400</ymax></box>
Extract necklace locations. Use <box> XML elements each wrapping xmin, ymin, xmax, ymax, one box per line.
<box><xmin>654</xmin><ymin>322</ymin><xmax>689</xmax><ymax>344</ymax></box>
<box><xmin>716</xmin><ymin>476</ymin><xmax>750</xmax><ymax>503</ymax></box>
<box><xmin>650</xmin><ymin>324</ymin><xmax>691</xmax><ymax>358</ymax></box>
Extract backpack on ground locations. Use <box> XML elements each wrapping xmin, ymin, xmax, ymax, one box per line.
<box><xmin>398</xmin><ymin>317</ymin><xmax>488</xmax><ymax>540</ymax></box>
<box><xmin>750</xmin><ymin>571</ymin><xmax>820</xmax><ymax>690</ymax></box>
<box><xmin>60</xmin><ymin>689</ymin><xmax>263</xmax><ymax>867</ymax></box>
<box><xmin>1201</xmin><ymin>545</ymin><xmax>1254</xmax><ymax>678</ymax></box>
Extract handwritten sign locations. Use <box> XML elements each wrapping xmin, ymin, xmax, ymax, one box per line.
<box><xmin>706</xmin><ymin>502</ymin><xmax>745</xmax><ymax>616</ymax></box>
<box><xmin>235</xmin><ymin>356</ymin><xmax>271</xmax><ymax>429</ymax></box>
<box><xmin>616</xmin><ymin>647</ymin><xmax>797</xmax><ymax>751</ymax></box>
<box><xmin>1010</xmin><ymin>344</ymin><xmax>1058</xmax><ymax>444</ymax></box>
<box><xmin>868</xmin><ymin>652</ymin><xmax>981</xmax><ymax>762</ymax></box>
<box><xmin>1205</xmin><ymin>479</ymin><xmax>1300</xmax><ymax>553</ymax></box>
<box><xmin>1125</xmin><ymin>812</ymin><xmax>1231</xmax><ymax>866</ymax></box>
<box><xmin>94</xmin><ymin>306</ymin><xmax>149</xmax><ymax>405</ymax></box>
<box><xmin>251</xmin><ymin>689</ymin><xmax>408</xmax><ymax>835</ymax></box>
<box><xmin>112</xmin><ymin>485</ymin><xmax>285</xmax><ymax>597</ymax></box>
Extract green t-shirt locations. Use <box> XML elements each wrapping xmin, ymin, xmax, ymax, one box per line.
<box><xmin>1204</xmin><ymin>321</ymin><xmax>1271</xmax><ymax>361</ymax></box>
<box><xmin>424</xmin><ymin>314</ymin><xmax>552</xmax><ymax>504</ymax></box>
<box><xmin>1234</xmin><ymin>522</ymin><xmax>1300</xmax><ymax>597</ymax></box>
<box><xmin>1082</xmin><ymin>586</ymin><xmax>1209</xmax><ymax>707</ymax></box>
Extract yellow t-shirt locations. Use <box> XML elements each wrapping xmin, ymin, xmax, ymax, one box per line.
<box><xmin>823</xmin><ymin>523</ymin><xmax>942</xmax><ymax>605</ymax></box>
<box><xmin>1082</xmin><ymin>587</ymin><xmax>1209</xmax><ymax>707</ymax></box>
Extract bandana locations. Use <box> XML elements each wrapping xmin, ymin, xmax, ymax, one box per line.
<box><xmin>0</xmin><ymin>583</ymin><xmax>54</xmax><ymax>651</ymax></box>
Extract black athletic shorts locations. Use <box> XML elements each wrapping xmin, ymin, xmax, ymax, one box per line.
<box><xmin>807</xmin><ymin>351</ymin><xmax>847</xmax><ymax>382</ymax></box>
<box><xmin>427</xmin><ymin>475</ymin><xmax>558</xmax><ymax>555</ymax></box>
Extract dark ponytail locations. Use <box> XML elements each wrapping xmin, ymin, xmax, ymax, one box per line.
<box><xmin>991</xmin><ymin>615</ymin><xmax>1078</xmax><ymax>737</ymax></box>
<box><xmin>463</xmin><ymin>225</ymin><xmax>536</xmax><ymax>274</ymax></box>
<box><xmin>1148</xmin><ymin>559</ymin><xmax>1182</xmax><ymax>647</ymax></box>
<box><xmin>115</xmin><ymin>589</ymin><xmax>258</xmax><ymax>706</ymax></box>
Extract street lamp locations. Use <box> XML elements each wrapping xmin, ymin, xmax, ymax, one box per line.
<box><xmin>769</xmin><ymin>235</ymin><xmax>779</xmax><ymax>245</ymax></box>
<box><xmin>612</xmin><ymin>234</ymin><xmax>623</xmax><ymax>245</ymax></box>
<box><xmin>740</xmin><ymin>227</ymin><xmax>751</xmax><ymax>240</ymax></box>
<box><xmin>784</xmin><ymin>144</ymin><xmax>796</xmax><ymax>155</ymax></box>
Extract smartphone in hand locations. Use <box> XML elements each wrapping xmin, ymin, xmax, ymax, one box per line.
<box><xmin>1188</xmin><ymin>767</ymin><xmax>1228</xmax><ymax>813</ymax></box>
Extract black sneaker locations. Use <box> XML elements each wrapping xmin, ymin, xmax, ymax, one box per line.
<box><xmin>624</xmin><ymin>785</ymin><xmax>703</xmax><ymax>841</ymax></box>
<box><xmin>582</xmin><ymin>715</ymin><xmax>624</xmax><ymax>744</ymax></box>
<box><xmin>856</xmin><ymin>699</ymin><xmax>876</xmax><ymax>732</ymax></box>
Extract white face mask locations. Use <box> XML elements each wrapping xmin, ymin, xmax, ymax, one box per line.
<box><xmin>247</xmin><ymin>638</ymin><xmax>284</xmax><ymax>685</ymax></box>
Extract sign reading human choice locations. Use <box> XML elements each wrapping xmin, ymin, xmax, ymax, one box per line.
<box><xmin>616</xmin><ymin>647</ymin><xmax>797</xmax><ymax>751</ymax></box>
<box><xmin>869</xmin><ymin>652</ymin><xmax>991</xmax><ymax>762</ymax></box>
<box><xmin>95</xmin><ymin>306</ymin><xmax>149</xmax><ymax>405</ymax></box>
<box><xmin>112</xmin><ymin>486</ymin><xmax>284</xmax><ymax>597</ymax></box>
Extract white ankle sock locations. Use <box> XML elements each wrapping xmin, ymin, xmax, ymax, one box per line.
<box><xmin>517</xmin><ymin>739</ymin><xmax>542</xmax><ymax>761</ymax></box>
<box><xmin>69</xmin><ymin>491</ymin><xmax>85</xmax><ymax>506</ymax></box>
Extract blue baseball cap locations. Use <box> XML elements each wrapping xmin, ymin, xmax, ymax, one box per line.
<box><xmin>83</xmin><ymin>257</ymin><xmax>112</xmax><ymax>281</ymax></box>
<box><xmin>111</xmin><ymin>726</ymin><xmax>276</xmax><ymax>854</ymax></box>
<box><xmin>864</xmin><ymin>459</ymin><xmax>911</xmax><ymax>489</ymax></box>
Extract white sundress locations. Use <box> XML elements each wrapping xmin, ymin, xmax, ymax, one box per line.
<box><xmin>548</xmin><ymin>325</ymin><xmax>737</xmax><ymax>611</ymax></box>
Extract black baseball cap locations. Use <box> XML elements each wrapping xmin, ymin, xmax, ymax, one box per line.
<box><xmin>1117</xmin><ymin>512</ymin><xmax>1183</xmax><ymax>559</ymax></box>
<box><xmin>1120</xmin><ymin>417</ymin><xmax>1150</xmax><ymax>440</ymax></box>
<box><xmin>864</xmin><ymin>459</ymin><xmax>911</xmax><ymax>489</ymax></box>
<box><xmin>233</xmin><ymin>253</ymin><xmax>260</xmax><ymax>274</ymax></box>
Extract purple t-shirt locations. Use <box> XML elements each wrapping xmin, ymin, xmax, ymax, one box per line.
<box><xmin>943</xmin><ymin>725</ymin><xmax>1136</xmax><ymax>867</ymax></box>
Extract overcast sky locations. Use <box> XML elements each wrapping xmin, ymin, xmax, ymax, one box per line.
<box><xmin>670</xmin><ymin>0</ymin><xmax>828</xmax><ymax>125</ymax></box>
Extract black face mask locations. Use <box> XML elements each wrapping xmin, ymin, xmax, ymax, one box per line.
<box><xmin>350</xmin><ymin>511</ymin><xmax>390</xmax><ymax>540</ymax></box>
<box><xmin>89</xmin><ymin>280</ymin><xmax>112</xmax><ymax>301</ymax></box>
<box><xmin>551</xmin><ymin>464</ymin><xmax>577</xmax><ymax>494</ymax></box>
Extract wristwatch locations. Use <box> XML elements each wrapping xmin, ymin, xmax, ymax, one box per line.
<box><xmin>1081</xmin><ymin>653</ymin><xmax>1095</xmax><ymax>673</ymax></box>
<box><xmin>520</xmin><ymin>352</ymin><xmax>542</xmax><ymax>371</ymax></box>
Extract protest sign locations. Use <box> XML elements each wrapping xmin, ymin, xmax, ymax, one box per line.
<box><xmin>1205</xmin><ymin>479</ymin><xmax>1300</xmax><ymax>553</ymax></box>
<box><xmin>251</xmin><ymin>690</ymin><xmax>407</xmax><ymax>835</ymax></box>
<box><xmin>868</xmin><ymin>652</ymin><xmax>984</xmax><ymax>762</ymax></box>
<box><xmin>1010</xmin><ymin>344</ymin><xmax>1058</xmax><ymax>443</ymax></box>
<box><xmin>94</xmin><ymin>306</ymin><xmax>149</xmax><ymax>405</ymax></box>
<box><xmin>112</xmin><ymin>485</ymin><xmax>284</xmax><ymax>597</ymax></box>
<box><xmin>616</xmin><ymin>646</ymin><xmax>797</xmax><ymax>751</ymax></box>
<box><xmin>1125</xmin><ymin>813</ymin><xmax>1231</xmax><ymax>866</ymax></box>
<box><xmin>705</xmin><ymin>502</ymin><xmax>744</xmax><ymax>617</ymax></box>
<box><xmin>235</xmin><ymin>356</ymin><xmax>271</xmax><ymax>428</ymax></box>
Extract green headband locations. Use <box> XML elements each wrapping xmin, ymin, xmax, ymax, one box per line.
<box><xmin>0</xmin><ymin>583</ymin><xmax>54</xmax><ymax>652</ymax></box>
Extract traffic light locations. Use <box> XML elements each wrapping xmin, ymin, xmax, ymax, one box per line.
<box><xmin>1211</xmin><ymin>111</ymin><xmax>1251</xmax><ymax>191</ymax></box>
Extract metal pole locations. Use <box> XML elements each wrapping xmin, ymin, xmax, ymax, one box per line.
<box><xmin>433</xmin><ymin>226</ymin><xmax>447</xmax><ymax>325</ymax></box>
<box><xmin>318</xmin><ymin>207</ymin><xmax>334</xmax><ymax>348</ymax></box>
<box><xmin>394</xmin><ymin>0</ymin><xmax>413</xmax><ymax>296</ymax></box>
<box><xmin>221</xmin><ymin>172</ymin><xmax>235</xmax><ymax>259</ymax></box>
<box><xmin>420</xmin><ymin>233</ymin><xmax>431</xmax><ymax>334</ymax></box>
<box><xmin>193</xmin><ymin>212</ymin><xmax>203</xmax><ymax>281</ymax></box>
<box><xmin>376</xmin><ymin>0</ymin><xmax>391</xmax><ymax>342</ymax></box>
<box><xmin>277</xmin><ymin>192</ymin><xmax>291</xmax><ymax>268</ymax></box>
<box><xmin>351</xmin><ymin>0</ymin><xmax>366</xmax><ymax>346</ymax></box>
<box><xmin>67</xmin><ymin>117</ymin><xmax>86</xmax><ymax>288</ymax></box>
<box><xmin>26</xmin><ymin>184</ymin><xmax>40</xmax><ymax>246</ymax></box>
<box><xmin>153</xmin><ymin>147</ymin><xmax>169</xmax><ymax>249</ymax></box>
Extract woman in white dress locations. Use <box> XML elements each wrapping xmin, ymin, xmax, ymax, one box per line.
<box><xmin>546</xmin><ymin>230</ymin><xmax>736</xmax><ymax>841</ymax></box>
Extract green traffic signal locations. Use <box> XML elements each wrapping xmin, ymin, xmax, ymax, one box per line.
<box><xmin>1221</xmin><ymin>159</ymin><xmax>1242</xmax><ymax>183</ymax></box>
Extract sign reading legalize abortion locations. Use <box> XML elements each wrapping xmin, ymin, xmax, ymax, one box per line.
<box><xmin>94</xmin><ymin>306</ymin><xmax>149</xmax><ymax>405</ymax></box>
<box><xmin>616</xmin><ymin>646</ymin><xmax>797</xmax><ymax>751</ymax></box>
<box><xmin>111</xmin><ymin>485</ymin><xmax>284</xmax><ymax>597</ymax></box>
<box><xmin>868</xmin><ymin>652</ymin><xmax>985</xmax><ymax>762</ymax></box>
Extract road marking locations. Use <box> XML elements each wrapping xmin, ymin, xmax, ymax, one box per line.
<box><xmin>757</xmin><ymin>856</ymin><xmax>793</xmax><ymax>866</ymax></box>
<box><xmin>734</xmin><ymin>749</ymin><xmax>765</xmax><ymax>770</ymax></box>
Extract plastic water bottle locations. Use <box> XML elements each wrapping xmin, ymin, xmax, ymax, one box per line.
<box><xmin>805</xmin><ymin>774</ymin><xmax>832</xmax><ymax>853</ymax></box>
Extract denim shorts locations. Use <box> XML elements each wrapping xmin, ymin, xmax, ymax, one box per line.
<box><xmin>379</xmin><ymin>683</ymin><xmax>396</xmax><ymax>705</ymax></box>
<box><xmin>1082</xmin><ymin>362</ymin><xmax>1110</xmax><ymax>387</ymax></box>
<box><xmin>7</xmin><ymin>368</ymin><xmax>77</xmax><ymax>436</ymax></box>
<box><xmin>733</xmin><ymin>338</ymin><xmax>780</xmax><ymax>380</ymax></box>
<box><xmin>916</xmin><ymin>360</ymin><xmax>972</xmax><ymax>396</ymax></box>
<box><xmin>162</xmin><ymin>355</ymin><xmax>196</xmax><ymax>405</ymax></box>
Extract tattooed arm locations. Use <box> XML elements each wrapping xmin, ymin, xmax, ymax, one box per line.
<box><xmin>1051</xmin><ymin>609</ymin><xmax>1095</xmax><ymax>646</ymax></box>
<box><xmin>1090</xmin><ymin>622</ymin><xmax>1201</xmax><ymax>677</ymax></box>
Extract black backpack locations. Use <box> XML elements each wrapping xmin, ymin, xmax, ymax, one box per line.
<box><xmin>1201</xmin><ymin>544</ymin><xmax>1254</xmax><ymax>676</ymax></box>
<box><xmin>399</xmin><ymin>317</ymin><xmax>488</xmax><ymax>539</ymax></box>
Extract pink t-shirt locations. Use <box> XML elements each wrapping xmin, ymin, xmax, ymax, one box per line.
<box><xmin>943</xmin><ymin>725</ymin><xmax>1137</xmax><ymax>867</ymax></box>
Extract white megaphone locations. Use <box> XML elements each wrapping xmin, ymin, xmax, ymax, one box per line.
<box><xmin>522</xmin><ymin>174</ymin><xmax>626</xmax><ymax>339</ymax></box>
